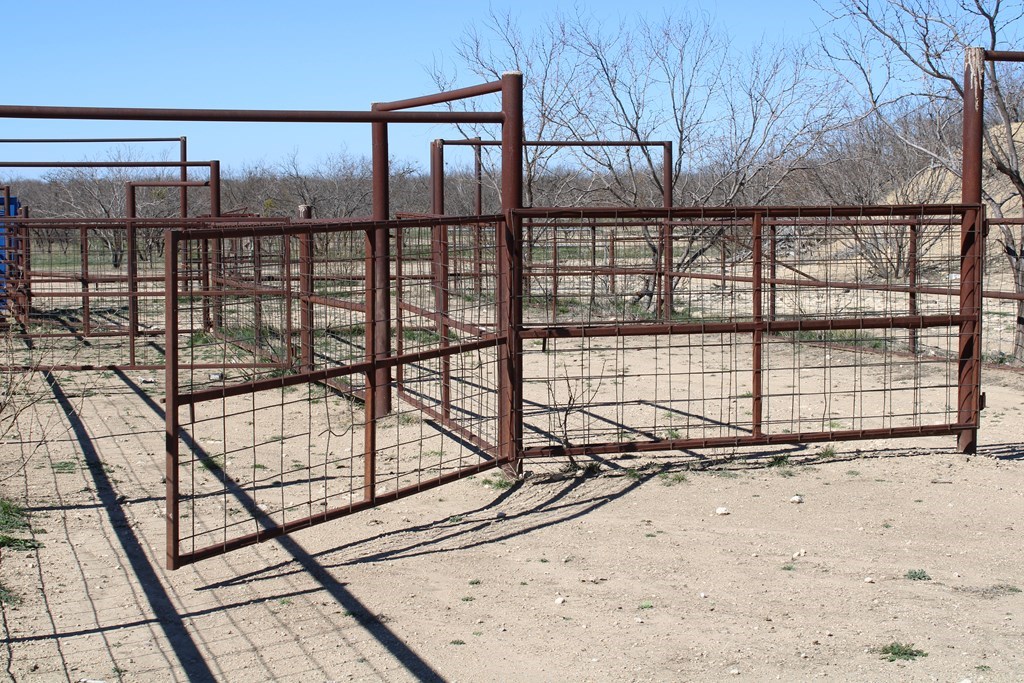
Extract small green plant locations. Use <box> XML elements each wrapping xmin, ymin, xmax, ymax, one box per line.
<box><xmin>879</xmin><ymin>642</ymin><xmax>927</xmax><ymax>662</ymax></box>
<box><xmin>658</xmin><ymin>472</ymin><xmax>688</xmax><ymax>486</ymax></box>
<box><xmin>0</xmin><ymin>535</ymin><xmax>43</xmax><ymax>551</ymax></box>
<box><xmin>447</xmin><ymin>515</ymin><xmax>464</xmax><ymax>524</ymax></box>
<box><xmin>0</xmin><ymin>499</ymin><xmax>28</xmax><ymax>532</ymax></box>
<box><xmin>904</xmin><ymin>569</ymin><xmax>931</xmax><ymax>581</ymax></box>
<box><xmin>450</xmin><ymin>639</ymin><xmax>466</xmax><ymax>646</ymax></box>
<box><xmin>820</xmin><ymin>445</ymin><xmax>837</xmax><ymax>458</ymax></box>
<box><xmin>782</xmin><ymin>563</ymin><xmax>796</xmax><ymax>571</ymax></box>
<box><xmin>461</xmin><ymin>596</ymin><xmax>475</xmax><ymax>602</ymax></box>
<box><xmin>625</xmin><ymin>468</ymin><xmax>643</xmax><ymax>481</ymax></box>
<box><xmin>738</xmin><ymin>391</ymin><xmax>753</xmax><ymax>398</ymax></box>
<box><xmin>0</xmin><ymin>581</ymin><xmax>20</xmax><ymax>605</ymax></box>
<box><xmin>538</xmin><ymin>558</ymin><xmax>549</xmax><ymax>564</ymax></box>
<box><xmin>481</xmin><ymin>476</ymin><xmax>514</xmax><ymax>490</ymax></box>
<box><xmin>664</xmin><ymin>428</ymin><xmax>681</xmax><ymax>440</ymax></box>
<box><xmin>638</xmin><ymin>601</ymin><xmax>654</xmax><ymax>610</ymax></box>
<box><xmin>468</xmin><ymin>579</ymin><xmax>482</xmax><ymax>586</ymax></box>
<box><xmin>847</xmin><ymin>469</ymin><xmax>861</xmax><ymax>476</ymax></box>
<box><xmin>976</xmin><ymin>664</ymin><xmax>992</xmax><ymax>672</ymax></box>
<box><xmin>882</xmin><ymin>522</ymin><xmax>892</xmax><ymax>529</ymax></box>
<box><xmin>768</xmin><ymin>454</ymin><xmax>790</xmax><ymax>468</ymax></box>
<box><xmin>51</xmin><ymin>461</ymin><xmax>77</xmax><ymax>474</ymax></box>
<box><xmin>278</xmin><ymin>598</ymin><xmax>293</xmax><ymax>606</ymax></box>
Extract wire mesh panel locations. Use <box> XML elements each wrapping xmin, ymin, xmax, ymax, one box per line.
<box><xmin>518</xmin><ymin>205</ymin><xmax>981</xmax><ymax>458</ymax></box>
<box><xmin>984</xmin><ymin>218</ymin><xmax>1024</xmax><ymax>366</ymax></box>
<box><xmin>1</xmin><ymin>219</ymin><xmax>200</xmax><ymax>370</ymax></box>
<box><xmin>166</xmin><ymin>217</ymin><xmax>506</xmax><ymax>569</ymax></box>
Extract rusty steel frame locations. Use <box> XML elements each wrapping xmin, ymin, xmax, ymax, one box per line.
<box><xmin>1</xmin><ymin>48</ymin><xmax>1018</xmax><ymax>570</ymax></box>
<box><xmin>511</xmin><ymin>203</ymin><xmax>983</xmax><ymax>459</ymax></box>
<box><xmin>0</xmin><ymin>156</ymin><xmax>228</xmax><ymax>371</ymax></box>
<box><xmin>146</xmin><ymin>72</ymin><xmax>526</xmax><ymax>568</ymax></box>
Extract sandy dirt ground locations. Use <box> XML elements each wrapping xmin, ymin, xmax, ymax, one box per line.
<box><xmin>0</xmin><ymin>364</ymin><xmax>1021</xmax><ymax>682</ymax></box>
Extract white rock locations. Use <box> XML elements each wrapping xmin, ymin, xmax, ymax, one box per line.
<box><xmin>700</xmin><ymin>592</ymin><xmax>708</xmax><ymax>599</ymax></box>
<box><xmin>790</xmin><ymin>495</ymin><xmax>804</xmax><ymax>504</ymax></box>
<box><xmin>555</xmin><ymin>596</ymin><xmax>566</xmax><ymax>605</ymax></box>
<box><xmin>864</xmin><ymin>577</ymin><xmax>875</xmax><ymax>583</ymax></box>
<box><xmin>715</xmin><ymin>507</ymin><xmax>731</xmax><ymax>516</ymax></box>
<box><xmin>729</xmin><ymin>668</ymin><xmax>740</xmax><ymax>675</ymax></box>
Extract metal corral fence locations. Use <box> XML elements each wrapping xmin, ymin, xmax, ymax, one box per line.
<box><xmin>159</xmin><ymin>202</ymin><xmax>984</xmax><ymax>568</ymax></box>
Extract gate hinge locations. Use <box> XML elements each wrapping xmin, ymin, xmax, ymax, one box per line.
<box><xmin>980</xmin><ymin>392</ymin><xmax>987</xmax><ymax>411</ymax></box>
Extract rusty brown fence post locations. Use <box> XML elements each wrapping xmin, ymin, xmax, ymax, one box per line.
<box><xmin>958</xmin><ymin>48</ymin><xmax>985</xmax><ymax>454</ymax></box>
<box><xmin>370</xmin><ymin>119</ymin><xmax>392</xmax><ymax>418</ymax></box>
<box><xmin>751</xmin><ymin>212</ymin><xmax>764</xmax><ymax>438</ymax></box>
<box><xmin>299</xmin><ymin>228</ymin><xmax>314</xmax><ymax>374</ymax></box>
<box><xmin>126</xmin><ymin>185</ymin><xmax>139</xmax><ymax>366</ymax></box>
<box><xmin>179</xmin><ymin>137</ymin><xmax>188</xmax><ymax>218</ymax></box>
<box><xmin>768</xmin><ymin>222</ymin><xmax>778</xmax><ymax>323</ymax></box>
<box><xmin>80</xmin><ymin>225</ymin><xmax>91</xmax><ymax>335</ymax></box>
<box><xmin>662</xmin><ymin>142</ymin><xmax>674</xmax><ymax>319</ymax></box>
<box><xmin>431</xmin><ymin>140</ymin><xmax>452</xmax><ymax>420</ymax></box>
<box><xmin>474</xmin><ymin>140</ymin><xmax>484</xmax><ymax>294</ymax></box>
<box><xmin>20</xmin><ymin>207</ymin><xmax>30</xmax><ymax>325</ymax></box>
<box><xmin>908</xmin><ymin>220</ymin><xmax>919</xmax><ymax>355</ymax></box>
<box><xmin>499</xmin><ymin>71</ymin><xmax>524</xmax><ymax>473</ymax></box>
<box><xmin>164</xmin><ymin>228</ymin><xmax>181</xmax><ymax>570</ymax></box>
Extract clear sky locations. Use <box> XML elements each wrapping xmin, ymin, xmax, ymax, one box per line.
<box><xmin>2</xmin><ymin>0</ymin><xmax>827</xmax><ymax>177</ymax></box>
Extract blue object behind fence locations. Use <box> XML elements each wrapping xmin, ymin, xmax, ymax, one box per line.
<box><xmin>1</xmin><ymin>195</ymin><xmax>20</xmax><ymax>310</ymax></box>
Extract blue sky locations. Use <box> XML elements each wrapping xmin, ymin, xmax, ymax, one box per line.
<box><xmin>2</xmin><ymin>1</ymin><xmax>826</xmax><ymax>176</ymax></box>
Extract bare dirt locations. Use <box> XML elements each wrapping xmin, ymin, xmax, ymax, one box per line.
<box><xmin>0</xmin><ymin>366</ymin><xmax>1022</xmax><ymax>682</ymax></box>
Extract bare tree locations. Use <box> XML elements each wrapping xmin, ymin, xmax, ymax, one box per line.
<box><xmin>822</xmin><ymin>0</ymin><xmax>1024</xmax><ymax>361</ymax></box>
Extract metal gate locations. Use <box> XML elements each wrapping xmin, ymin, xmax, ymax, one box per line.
<box><xmin>164</xmin><ymin>203</ymin><xmax>983</xmax><ymax>569</ymax></box>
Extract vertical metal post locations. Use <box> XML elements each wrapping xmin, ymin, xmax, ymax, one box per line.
<box><xmin>958</xmin><ymin>47</ymin><xmax>985</xmax><ymax>454</ymax></box>
<box><xmin>499</xmin><ymin>71</ymin><xmax>524</xmax><ymax>472</ymax></box>
<box><xmin>126</xmin><ymin>185</ymin><xmax>138</xmax><ymax>366</ymax></box>
<box><xmin>474</xmin><ymin>138</ymin><xmax>483</xmax><ymax>216</ymax></box>
<box><xmin>370</xmin><ymin>118</ymin><xmax>393</xmax><ymax>417</ymax></box>
<box><xmin>768</xmin><ymin>223</ymin><xmax>778</xmax><ymax>323</ymax></box>
<box><xmin>662</xmin><ymin>142</ymin><xmax>674</xmax><ymax>318</ymax></box>
<box><xmin>551</xmin><ymin>227</ymin><xmax>559</xmax><ymax>322</ymax></box>
<box><xmin>20</xmin><ymin>207</ymin><xmax>30</xmax><ymax>325</ymax></box>
<box><xmin>208</xmin><ymin>161</ymin><xmax>223</xmax><ymax>331</ymax></box>
<box><xmin>908</xmin><ymin>220</ymin><xmax>919</xmax><ymax>354</ymax></box>
<box><xmin>164</xmin><ymin>229</ymin><xmax>181</xmax><ymax>570</ymax></box>
<box><xmin>609</xmin><ymin>227</ymin><xmax>616</xmax><ymax>295</ymax></box>
<box><xmin>474</xmin><ymin>140</ymin><xmax>484</xmax><ymax>295</ymax></box>
<box><xmin>299</xmin><ymin>229</ymin><xmax>314</xmax><ymax>373</ymax></box>
<box><xmin>81</xmin><ymin>225</ymin><xmax>91</xmax><ymax>335</ymax></box>
<box><xmin>431</xmin><ymin>141</ymin><xmax>452</xmax><ymax>419</ymax></box>
<box><xmin>589</xmin><ymin>223</ymin><xmax>597</xmax><ymax>308</ymax></box>
<box><xmin>661</xmin><ymin>221</ymin><xmax>673</xmax><ymax>320</ymax></box>
<box><xmin>751</xmin><ymin>212</ymin><xmax>764</xmax><ymax>438</ymax></box>
<box><xmin>179</xmin><ymin>137</ymin><xmax>188</xmax><ymax>218</ymax></box>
